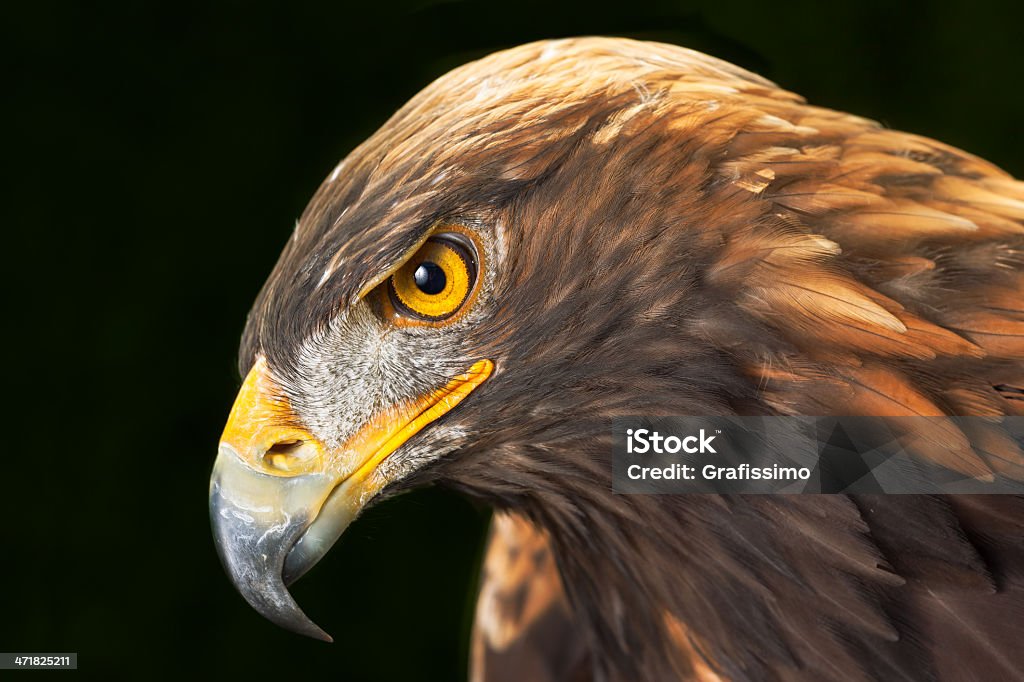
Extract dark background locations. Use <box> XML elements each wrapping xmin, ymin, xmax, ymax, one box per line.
<box><xmin>5</xmin><ymin>0</ymin><xmax>1022</xmax><ymax>679</ymax></box>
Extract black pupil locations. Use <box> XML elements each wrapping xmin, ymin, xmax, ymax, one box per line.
<box><xmin>413</xmin><ymin>261</ymin><xmax>446</xmax><ymax>295</ymax></box>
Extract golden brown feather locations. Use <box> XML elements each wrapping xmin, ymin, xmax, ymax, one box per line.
<box><xmin>439</xmin><ymin>38</ymin><xmax>1024</xmax><ymax>681</ymax></box>
<box><xmin>239</xmin><ymin>37</ymin><xmax>1024</xmax><ymax>682</ymax></box>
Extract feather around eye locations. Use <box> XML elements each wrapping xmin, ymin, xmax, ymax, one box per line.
<box><xmin>388</xmin><ymin>234</ymin><xmax>478</xmax><ymax>322</ymax></box>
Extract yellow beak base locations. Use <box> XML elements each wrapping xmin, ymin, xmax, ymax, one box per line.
<box><xmin>209</xmin><ymin>357</ymin><xmax>494</xmax><ymax>639</ymax></box>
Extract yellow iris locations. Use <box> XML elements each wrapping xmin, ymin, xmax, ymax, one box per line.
<box><xmin>390</xmin><ymin>237</ymin><xmax>474</xmax><ymax>320</ymax></box>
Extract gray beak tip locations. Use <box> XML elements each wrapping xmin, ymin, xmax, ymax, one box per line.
<box><xmin>209</xmin><ymin>455</ymin><xmax>334</xmax><ymax>643</ymax></box>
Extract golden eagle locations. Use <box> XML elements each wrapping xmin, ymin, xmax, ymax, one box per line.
<box><xmin>209</xmin><ymin>38</ymin><xmax>1024</xmax><ymax>681</ymax></box>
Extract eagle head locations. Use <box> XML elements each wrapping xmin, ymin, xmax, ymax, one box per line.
<box><xmin>208</xmin><ymin>37</ymin><xmax>1024</xmax><ymax>677</ymax></box>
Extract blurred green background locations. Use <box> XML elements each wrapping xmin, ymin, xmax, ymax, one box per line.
<box><xmin>4</xmin><ymin>0</ymin><xmax>1022</xmax><ymax>679</ymax></box>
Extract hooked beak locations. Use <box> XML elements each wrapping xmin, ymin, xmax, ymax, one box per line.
<box><xmin>209</xmin><ymin>357</ymin><xmax>493</xmax><ymax>641</ymax></box>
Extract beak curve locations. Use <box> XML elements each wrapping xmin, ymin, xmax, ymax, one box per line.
<box><xmin>209</xmin><ymin>357</ymin><xmax>493</xmax><ymax>641</ymax></box>
<box><xmin>209</xmin><ymin>445</ymin><xmax>338</xmax><ymax>641</ymax></box>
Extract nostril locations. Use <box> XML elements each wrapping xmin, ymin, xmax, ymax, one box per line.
<box><xmin>267</xmin><ymin>439</ymin><xmax>305</xmax><ymax>456</ymax></box>
<box><xmin>264</xmin><ymin>439</ymin><xmax>319</xmax><ymax>472</ymax></box>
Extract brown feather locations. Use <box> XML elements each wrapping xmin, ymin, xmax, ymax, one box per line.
<box><xmin>242</xmin><ymin>37</ymin><xmax>1024</xmax><ymax>682</ymax></box>
<box><xmin>472</xmin><ymin>512</ymin><xmax>591</xmax><ymax>682</ymax></box>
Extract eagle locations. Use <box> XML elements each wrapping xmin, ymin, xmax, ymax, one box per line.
<box><xmin>209</xmin><ymin>38</ymin><xmax>1024</xmax><ymax>681</ymax></box>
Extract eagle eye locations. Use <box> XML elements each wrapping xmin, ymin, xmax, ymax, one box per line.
<box><xmin>386</xmin><ymin>232</ymin><xmax>479</xmax><ymax>323</ymax></box>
